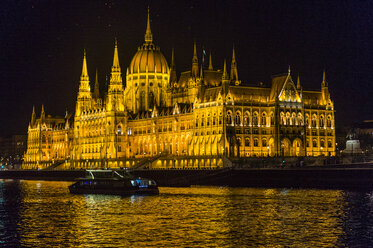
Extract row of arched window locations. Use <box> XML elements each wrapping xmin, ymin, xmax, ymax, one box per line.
<box><xmin>226</xmin><ymin>111</ymin><xmax>274</xmax><ymax>126</ymax></box>
<box><xmin>236</xmin><ymin>137</ymin><xmax>268</xmax><ymax>147</ymax></box>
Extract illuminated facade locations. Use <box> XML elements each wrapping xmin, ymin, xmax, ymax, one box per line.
<box><xmin>23</xmin><ymin>11</ymin><xmax>335</xmax><ymax>169</ymax></box>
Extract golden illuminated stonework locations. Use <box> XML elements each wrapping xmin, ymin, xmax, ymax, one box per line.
<box><xmin>23</xmin><ymin>11</ymin><xmax>335</xmax><ymax>170</ymax></box>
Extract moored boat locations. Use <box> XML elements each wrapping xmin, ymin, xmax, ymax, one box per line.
<box><xmin>68</xmin><ymin>170</ymin><xmax>159</xmax><ymax>195</ymax></box>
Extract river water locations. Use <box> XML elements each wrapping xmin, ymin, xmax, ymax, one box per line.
<box><xmin>1</xmin><ymin>180</ymin><xmax>373</xmax><ymax>247</ymax></box>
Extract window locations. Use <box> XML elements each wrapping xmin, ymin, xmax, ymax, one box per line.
<box><xmin>262</xmin><ymin>139</ymin><xmax>267</xmax><ymax>147</ymax></box>
<box><xmin>312</xmin><ymin>115</ymin><xmax>317</xmax><ymax>128</ymax></box>
<box><xmin>235</xmin><ymin>112</ymin><xmax>241</xmax><ymax>125</ymax></box>
<box><xmin>254</xmin><ymin>139</ymin><xmax>259</xmax><ymax>147</ymax></box>
<box><xmin>320</xmin><ymin>116</ymin><xmax>324</xmax><ymax>128</ymax></box>
<box><xmin>261</xmin><ymin>112</ymin><xmax>267</xmax><ymax>126</ymax></box>
<box><xmin>227</xmin><ymin>112</ymin><xmax>232</xmax><ymax>125</ymax></box>
<box><xmin>253</xmin><ymin>112</ymin><xmax>258</xmax><ymax>126</ymax></box>
<box><xmin>244</xmin><ymin>112</ymin><xmax>250</xmax><ymax>126</ymax></box>
<box><xmin>312</xmin><ymin>139</ymin><xmax>317</xmax><ymax>147</ymax></box>
<box><xmin>245</xmin><ymin>138</ymin><xmax>250</xmax><ymax>146</ymax></box>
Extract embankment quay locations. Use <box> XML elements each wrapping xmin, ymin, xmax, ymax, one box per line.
<box><xmin>1</xmin><ymin>164</ymin><xmax>373</xmax><ymax>190</ymax></box>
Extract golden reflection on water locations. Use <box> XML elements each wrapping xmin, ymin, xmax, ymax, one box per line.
<box><xmin>1</xmin><ymin>181</ymin><xmax>350</xmax><ymax>247</ymax></box>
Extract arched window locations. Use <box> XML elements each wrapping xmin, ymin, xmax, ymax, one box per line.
<box><xmin>254</xmin><ymin>138</ymin><xmax>259</xmax><ymax>147</ymax></box>
<box><xmin>327</xmin><ymin>115</ymin><xmax>332</xmax><ymax>128</ymax></box>
<box><xmin>245</xmin><ymin>137</ymin><xmax>250</xmax><ymax>147</ymax></box>
<box><xmin>262</xmin><ymin>139</ymin><xmax>267</xmax><ymax>147</ymax></box>
<box><xmin>261</xmin><ymin>112</ymin><xmax>267</xmax><ymax>126</ymax></box>
<box><xmin>298</xmin><ymin>113</ymin><xmax>303</xmax><ymax>125</ymax></box>
<box><xmin>117</xmin><ymin>125</ymin><xmax>122</xmax><ymax>134</ymax></box>
<box><xmin>320</xmin><ymin>139</ymin><xmax>325</xmax><ymax>148</ymax></box>
<box><xmin>327</xmin><ymin>139</ymin><xmax>332</xmax><ymax>147</ymax></box>
<box><xmin>291</xmin><ymin>112</ymin><xmax>296</xmax><ymax>125</ymax></box>
<box><xmin>280</xmin><ymin>112</ymin><xmax>285</xmax><ymax>125</ymax></box>
<box><xmin>305</xmin><ymin>114</ymin><xmax>310</xmax><ymax>127</ymax></box>
<box><xmin>286</xmin><ymin>112</ymin><xmax>291</xmax><ymax>125</ymax></box>
<box><xmin>312</xmin><ymin>114</ymin><xmax>317</xmax><ymax>128</ymax></box>
<box><xmin>227</xmin><ymin>112</ymin><xmax>232</xmax><ymax>125</ymax></box>
<box><xmin>244</xmin><ymin>111</ymin><xmax>250</xmax><ymax>126</ymax></box>
<box><xmin>312</xmin><ymin>139</ymin><xmax>317</xmax><ymax>147</ymax></box>
<box><xmin>320</xmin><ymin>115</ymin><xmax>325</xmax><ymax>128</ymax></box>
<box><xmin>235</xmin><ymin>111</ymin><xmax>241</xmax><ymax>125</ymax></box>
<box><xmin>270</xmin><ymin>112</ymin><xmax>274</xmax><ymax>126</ymax></box>
<box><xmin>253</xmin><ymin>112</ymin><xmax>258</xmax><ymax>126</ymax></box>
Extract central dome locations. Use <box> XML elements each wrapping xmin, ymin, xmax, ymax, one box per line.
<box><xmin>129</xmin><ymin>43</ymin><xmax>169</xmax><ymax>74</ymax></box>
<box><xmin>129</xmin><ymin>10</ymin><xmax>169</xmax><ymax>75</ymax></box>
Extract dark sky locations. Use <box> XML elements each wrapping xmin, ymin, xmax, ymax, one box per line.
<box><xmin>1</xmin><ymin>0</ymin><xmax>372</xmax><ymax>136</ymax></box>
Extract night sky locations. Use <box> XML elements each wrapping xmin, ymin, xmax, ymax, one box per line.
<box><xmin>1</xmin><ymin>0</ymin><xmax>372</xmax><ymax>136</ymax></box>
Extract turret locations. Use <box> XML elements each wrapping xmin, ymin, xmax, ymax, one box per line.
<box><xmin>144</xmin><ymin>7</ymin><xmax>153</xmax><ymax>44</ymax></box>
<box><xmin>208</xmin><ymin>52</ymin><xmax>213</xmax><ymax>70</ymax></box>
<box><xmin>222</xmin><ymin>59</ymin><xmax>229</xmax><ymax>95</ymax></box>
<box><xmin>296</xmin><ymin>74</ymin><xmax>301</xmax><ymax>90</ymax></box>
<box><xmin>321</xmin><ymin>70</ymin><xmax>330</xmax><ymax>104</ymax></box>
<box><xmin>75</xmin><ymin>50</ymin><xmax>92</xmax><ymax>116</ymax></box>
<box><xmin>109</xmin><ymin>39</ymin><xmax>123</xmax><ymax>91</ymax></box>
<box><xmin>192</xmin><ymin>42</ymin><xmax>199</xmax><ymax>78</ymax></box>
<box><xmin>170</xmin><ymin>47</ymin><xmax>177</xmax><ymax>83</ymax></box>
<box><xmin>107</xmin><ymin>39</ymin><xmax>124</xmax><ymax>112</ymax></box>
<box><xmin>93</xmin><ymin>69</ymin><xmax>100</xmax><ymax>99</ymax></box>
<box><xmin>40</xmin><ymin>105</ymin><xmax>45</xmax><ymax>123</ymax></box>
<box><xmin>31</xmin><ymin>105</ymin><xmax>36</xmax><ymax>126</ymax></box>
<box><xmin>230</xmin><ymin>46</ymin><xmax>239</xmax><ymax>83</ymax></box>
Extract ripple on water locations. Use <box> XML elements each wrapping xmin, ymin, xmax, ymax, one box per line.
<box><xmin>0</xmin><ymin>181</ymin><xmax>372</xmax><ymax>247</ymax></box>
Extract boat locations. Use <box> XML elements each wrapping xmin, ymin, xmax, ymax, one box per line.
<box><xmin>68</xmin><ymin>169</ymin><xmax>159</xmax><ymax>195</ymax></box>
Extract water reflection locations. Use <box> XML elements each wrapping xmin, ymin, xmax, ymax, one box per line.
<box><xmin>0</xmin><ymin>181</ymin><xmax>373</xmax><ymax>247</ymax></box>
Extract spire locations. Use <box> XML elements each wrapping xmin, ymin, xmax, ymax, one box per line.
<box><xmin>200</xmin><ymin>65</ymin><xmax>203</xmax><ymax>79</ymax></box>
<box><xmin>230</xmin><ymin>45</ymin><xmax>238</xmax><ymax>82</ymax></box>
<box><xmin>41</xmin><ymin>105</ymin><xmax>45</xmax><ymax>122</ymax></box>
<box><xmin>192</xmin><ymin>42</ymin><xmax>199</xmax><ymax>77</ymax></box>
<box><xmin>208</xmin><ymin>52</ymin><xmax>213</xmax><ymax>70</ymax></box>
<box><xmin>297</xmin><ymin>74</ymin><xmax>301</xmax><ymax>90</ymax></box>
<box><xmin>288</xmin><ymin>65</ymin><xmax>291</xmax><ymax>75</ymax></box>
<box><xmin>144</xmin><ymin>7</ymin><xmax>153</xmax><ymax>43</ymax></box>
<box><xmin>31</xmin><ymin>106</ymin><xmax>36</xmax><ymax>125</ymax></box>
<box><xmin>94</xmin><ymin>69</ymin><xmax>100</xmax><ymax>99</ymax></box>
<box><xmin>112</xmin><ymin>39</ymin><xmax>120</xmax><ymax>71</ymax></box>
<box><xmin>222</xmin><ymin>59</ymin><xmax>229</xmax><ymax>80</ymax></box>
<box><xmin>109</xmin><ymin>39</ymin><xmax>123</xmax><ymax>93</ymax></box>
<box><xmin>322</xmin><ymin>70</ymin><xmax>327</xmax><ymax>87</ymax></box>
<box><xmin>170</xmin><ymin>48</ymin><xmax>177</xmax><ymax>83</ymax></box>
<box><xmin>80</xmin><ymin>49</ymin><xmax>89</xmax><ymax>81</ymax></box>
<box><xmin>171</xmin><ymin>47</ymin><xmax>175</xmax><ymax>68</ymax></box>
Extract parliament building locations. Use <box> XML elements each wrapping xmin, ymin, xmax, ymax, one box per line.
<box><xmin>23</xmin><ymin>12</ymin><xmax>336</xmax><ymax>170</ymax></box>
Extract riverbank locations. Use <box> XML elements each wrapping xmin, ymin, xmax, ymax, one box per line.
<box><xmin>1</xmin><ymin>166</ymin><xmax>373</xmax><ymax>190</ymax></box>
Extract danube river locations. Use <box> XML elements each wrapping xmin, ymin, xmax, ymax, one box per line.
<box><xmin>1</xmin><ymin>180</ymin><xmax>373</xmax><ymax>247</ymax></box>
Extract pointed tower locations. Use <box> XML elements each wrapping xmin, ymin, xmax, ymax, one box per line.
<box><xmin>107</xmin><ymin>39</ymin><xmax>124</xmax><ymax>112</ymax></box>
<box><xmin>30</xmin><ymin>106</ymin><xmax>36</xmax><ymax>127</ymax></box>
<box><xmin>222</xmin><ymin>59</ymin><xmax>230</xmax><ymax>95</ymax></box>
<box><xmin>321</xmin><ymin>70</ymin><xmax>327</xmax><ymax>87</ymax></box>
<box><xmin>93</xmin><ymin>69</ymin><xmax>100</xmax><ymax>99</ymax></box>
<box><xmin>200</xmin><ymin>65</ymin><xmax>204</xmax><ymax>80</ymax></box>
<box><xmin>296</xmin><ymin>74</ymin><xmax>301</xmax><ymax>90</ymax></box>
<box><xmin>192</xmin><ymin>42</ymin><xmax>199</xmax><ymax>78</ymax></box>
<box><xmin>144</xmin><ymin>7</ymin><xmax>153</xmax><ymax>44</ymax></box>
<box><xmin>208</xmin><ymin>52</ymin><xmax>213</xmax><ymax>70</ymax></box>
<box><xmin>321</xmin><ymin>70</ymin><xmax>330</xmax><ymax>104</ymax></box>
<box><xmin>170</xmin><ymin>47</ymin><xmax>177</xmax><ymax>83</ymax></box>
<box><xmin>230</xmin><ymin>46</ymin><xmax>239</xmax><ymax>82</ymax></box>
<box><xmin>75</xmin><ymin>50</ymin><xmax>92</xmax><ymax>116</ymax></box>
<box><xmin>40</xmin><ymin>104</ymin><xmax>45</xmax><ymax>122</ymax></box>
